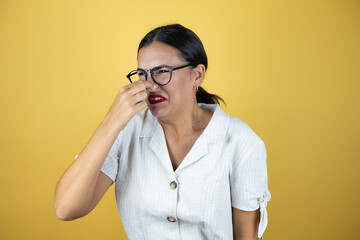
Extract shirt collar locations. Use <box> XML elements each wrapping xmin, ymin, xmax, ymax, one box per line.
<box><xmin>139</xmin><ymin>103</ymin><xmax>230</xmax><ymax>142</ymax></box>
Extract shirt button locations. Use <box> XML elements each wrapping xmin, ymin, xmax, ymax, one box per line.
<box><xmin>170</xmin><ymin>181</ymin><xmax>177</xmax><ymax>190</ymax></box>
<box><xmin>167</xmin><ymin>216</ymin><xmax>177</xmax><ymax>222</ymax></box>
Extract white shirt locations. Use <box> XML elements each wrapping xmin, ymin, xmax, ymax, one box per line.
<box><xmin>75</xmin><ymin>103</ymin><xmax>271</xmax><ymax>239</ymax></box>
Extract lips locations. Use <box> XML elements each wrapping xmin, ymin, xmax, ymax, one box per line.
<box><xmin>148</xmin><ymin>94</ymin><xmax>167</xmax><ymax>105</ymax></box>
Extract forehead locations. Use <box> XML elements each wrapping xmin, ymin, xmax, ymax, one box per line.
<box><xmin>137</xmin><ymin>42</ymin><xmax>184</xmax><ymax>69</ymax></box>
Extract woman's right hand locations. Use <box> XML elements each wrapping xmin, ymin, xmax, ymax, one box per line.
<box><xmin>54</xmin><ymin>80</ymin><xmax>157</xmax><ymax>220</ymax></box>
<box><xmin>103</xmin><ymin>80</ymin><xmax>157</xmax><ymax>132</ymax></box>
<box><xmin>54</xmin><ymin>80</ymin><xmax>157</xmax><ymax>221</ymax></box>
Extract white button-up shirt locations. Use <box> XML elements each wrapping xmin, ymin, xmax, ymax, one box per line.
<box><xmin>75</xmin><ymin>103</ymin><xmax>271</xmax><ymax>239</ymax></box>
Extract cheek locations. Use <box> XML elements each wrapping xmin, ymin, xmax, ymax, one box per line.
<box><xmin>165</xmin><ymin>72</ymin><xmax>193</xmax><ymax>102</ymax></box>
<box><xmin>169</xmin><ymin>82</ymin><xmax>192</xmax><ymax>102</ymax></box>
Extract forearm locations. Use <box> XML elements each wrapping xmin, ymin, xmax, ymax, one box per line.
<box><xmin>54</xmin><ymin>119</ymin><xmax>120</xmax><ymax>220</ymax></box>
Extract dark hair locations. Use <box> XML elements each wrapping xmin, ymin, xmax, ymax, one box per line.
<box><xmin>137</xmin><ymin>24</ymin><xmax>225</xmax><ymax>105</ymax></box>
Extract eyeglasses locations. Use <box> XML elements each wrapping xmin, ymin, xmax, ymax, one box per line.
<box><xmin>126</xmin><ymin>63</ymin><xmax>192</xmax><ymax>86</ymax></box>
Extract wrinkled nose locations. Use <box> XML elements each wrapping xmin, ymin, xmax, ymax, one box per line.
<box><xmin>145</xmin><ymin>72</ymin><xmax>159</xmax><ymax>89</ymax></box>
<box><xmin>149</xmin><ymin>80</ymin><xmax>160</xmax><ymax>91</ymax></box>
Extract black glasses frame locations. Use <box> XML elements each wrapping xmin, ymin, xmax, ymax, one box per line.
<box><xmin>126</xmin><ymin>63</ymin><xmax>193</xmax><ymax>86</ymax></box>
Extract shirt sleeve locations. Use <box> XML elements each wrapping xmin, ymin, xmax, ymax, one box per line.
<box><xmin>230</xmin><ymin>140</ymin><xmax>271</xmax><ymax>239</ymax></box>
<box><xmin>73</xmin><ymin>131</ymin><xmax>123</xmax><ymax>184</ymax></box>
<box><xmin>99</xmin><ymin>134</ymin><xmax>122</xmax><ymax>183</ymax></box>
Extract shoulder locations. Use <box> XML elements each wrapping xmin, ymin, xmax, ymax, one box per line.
<box><xmin>199</xmin><ymin>103</ymin><xmax>264</xmax><ymax>149</ymax></box>
<box><xmin>228</xmin><ymin>115</ymin><xmax>263</xmax><ymax>144</ymax></box>
<box><xmin>224</xmin><ymin>113</ymin><xmax>265</xmax><ymax>156</ymax></box>
<box><xmin>225</xmin><ymin>115</ymin><xmax>267</xmax><ymax>175</ymax></box>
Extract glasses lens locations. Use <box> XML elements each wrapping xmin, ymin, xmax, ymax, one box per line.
<box><xmin>152</xmin><ymin>67</ymin><xmax>170</xmax><ymax>85</ymax></box>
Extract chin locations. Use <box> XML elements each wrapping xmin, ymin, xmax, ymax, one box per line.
<box><xmin>147</xmin><ymin>104</ymin><xmax>168</xmax><ymax>119</ymax></box>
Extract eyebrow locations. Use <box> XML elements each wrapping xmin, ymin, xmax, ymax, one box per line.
<box><xmin>137</xmin><ymin>64</ymin><xmax>174</xmax><ymax>71</ymax></box>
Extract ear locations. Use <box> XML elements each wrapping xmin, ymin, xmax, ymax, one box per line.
<box><xmin>191</xmin><ymin>64</ymin><xmax>206</xmax><ymax>87</ymax></box>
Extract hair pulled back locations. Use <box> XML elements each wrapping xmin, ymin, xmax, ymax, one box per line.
<box><xmin>137</xmin><ymin>24</ymin><xmax>225</xmax><ymax>105</ymax></box>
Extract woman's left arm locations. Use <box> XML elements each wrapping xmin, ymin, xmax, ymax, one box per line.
<box><xmin>232</xmin><ymin>207</ymin><xmax>260</xmax><ymax>240</ymax></box>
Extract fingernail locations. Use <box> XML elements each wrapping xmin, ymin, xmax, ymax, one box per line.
<box><xmin>153</xmin><ymin>84</ymin><xmax>158</xmax><ymax>89</ymax></box>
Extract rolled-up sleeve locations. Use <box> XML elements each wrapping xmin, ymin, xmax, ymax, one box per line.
<box><xmin>230</xmin><ymin>140</ymin><xmax>271</xmax><ymax>239</ymax></box>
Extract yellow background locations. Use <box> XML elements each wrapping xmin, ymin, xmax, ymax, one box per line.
<box><xmin>0</xmin><ymin>0</ymin><xmax>359</xmax><ymax>239</ymax></box>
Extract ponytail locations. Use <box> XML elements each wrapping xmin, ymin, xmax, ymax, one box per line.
<box><xmin>196</xmin><ymin>86</ymin><xmax>225</xmax><ymax>105</ymax></box>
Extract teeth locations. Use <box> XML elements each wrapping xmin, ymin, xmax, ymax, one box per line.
<box><xmin>151</xmin><ymin>97</ymin><xmax>165</xmax><ymax>100</ymax></box>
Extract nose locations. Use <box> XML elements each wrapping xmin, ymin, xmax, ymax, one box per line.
<box><xmin>149</xmin><ymin>79</ymin><xmax>160</xmax><ymax>91</ymax></box>
<box><xmin>144</xmin><ymin>70</ymin><xmax>159</xmax><ymax>88</ymax></box>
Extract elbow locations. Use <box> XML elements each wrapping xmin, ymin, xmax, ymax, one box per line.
<box><xmin>54</xmin><ymin>204</ymin><xmax>75</xmax><ymax>221</ymax></box>
<box><xmin>54</xmin><ymin>192</ymin><xmax>88</xmax><ymax>221</ymax></box>
<box><xmin>54</xmin><ymin>192</ymin><xmax>90</xmax><ymax>221</ymax></box>
<box><xmin>54</xmin><ymin>201</ymin><xmax>84</xmax><ymax>221</ymax></box>
<box><xmin>55</xmin><ymin>214</ymin><xmax>73</xmax><ymax>221</ymax></box>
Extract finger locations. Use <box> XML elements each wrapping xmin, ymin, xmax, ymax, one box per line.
<box><xmin>130</xmin><ymin>80</ymin><xmax>157</xmax><ymax>94</ymax></box>
<box><xmin>134</xmin><ymin>99</ymin><xmax>148</xmax><ymax>112</ymax></box>
<box><xmin>141</xmin><ymin>80</ymin><xmax>158</xmax><ymax>90</ymax></box>
<box><xmin>127</xmin><ymin>82</ymin><xmax>147</xmax><ymax>96</ymax></box>
<box><xmin>132</xmin><ymin>91</ymin><xmax>148</xmax><ymax>104</ymax></box>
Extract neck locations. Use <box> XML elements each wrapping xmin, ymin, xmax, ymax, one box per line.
<box><xmin>159</xmin><ymin>102</ymin><xmax>211</xmax><ymax>139</ymax></box>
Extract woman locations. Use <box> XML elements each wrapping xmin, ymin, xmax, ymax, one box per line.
<box><xmin>54</xmin><ymin>24</ymin><xmax>271</xmax><ymax>240</ymax></box>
